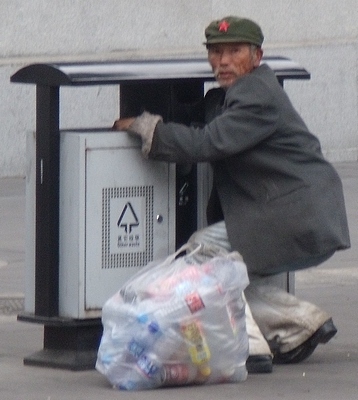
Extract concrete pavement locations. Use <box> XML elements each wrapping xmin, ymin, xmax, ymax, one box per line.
<box><xmin>0</xmin><ymin>163</ymin><xmax>357</xmax><ymax>400</ymax></box>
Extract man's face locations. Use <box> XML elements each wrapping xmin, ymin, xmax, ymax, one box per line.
<box><xmin>207</xmin><ymin>43</ymin><xmax>263</xmax><ymax>88</ymax></box>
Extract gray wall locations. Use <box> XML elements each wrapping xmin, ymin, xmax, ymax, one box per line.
<box><xmin>1</xmin><ymin>0</ymin><xmax>357</xmax><ymax>176</ymax></box>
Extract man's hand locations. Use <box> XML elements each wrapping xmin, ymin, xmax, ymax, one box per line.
<box><xmin>111</xmin><ymin>112</ymin><xmax>162</xmax><ymax>157</ymax></box>
<box><xmin>112</xmin><ymin>117</ymin><xmax>136</xmax><ymax>131</ymax></box>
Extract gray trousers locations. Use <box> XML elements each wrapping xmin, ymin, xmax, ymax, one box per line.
<box><xmin>187</xmin><ymin>221</ymin><xmax>332</xmax><ymax>355</ymax></box>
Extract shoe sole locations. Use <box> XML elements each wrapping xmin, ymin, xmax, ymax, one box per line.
<box><xmin>246</xmin><ymin>355</ymin><xmax>273</xmax><ymax>373</ymax></box>
<box><xmin>311</xmin><ymin>318</ymin><xmax>337</xmax><ymax>345</ymax></box>
<box><xmin>273</xmin><ymin>318</ymin><xmax>337</xmax><ymax>364</ymax></box>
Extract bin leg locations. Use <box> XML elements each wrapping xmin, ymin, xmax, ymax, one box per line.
<box><xmin>18</xmin><ymin>314</ymin><xmax>103</xmax><ymax>371</ymax></box>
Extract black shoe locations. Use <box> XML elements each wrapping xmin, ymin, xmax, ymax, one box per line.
<box><xmin>246</xmin><ymin>355</ymin><xmax>273</xmax><ymax>373</ymax></box>
<box><xmin>273</xmin><ymin>318</ymin><xmax>337</xmax><ymax>364</ymax></box>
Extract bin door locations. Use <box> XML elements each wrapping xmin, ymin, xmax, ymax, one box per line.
<box><xmin>84</xmin><ymin>132</ymin><xmax>175</xmax><ymax>311</ymax></box>
<box><xmin>59</xmin><ymin>130</ymin><xmax>175</xmax><ymax>318</ymax></box>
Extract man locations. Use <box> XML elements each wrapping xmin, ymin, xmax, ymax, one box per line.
<box><xmin>113</xmin><ymin>16</ymin><xmax>350</xmax><ymax>373</ymax></box>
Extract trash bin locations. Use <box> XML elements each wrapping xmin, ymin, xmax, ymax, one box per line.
<box><xmin>10</xmin><ymin>56</ymin><xmax>310</xmax><ymax>370</ymax></box>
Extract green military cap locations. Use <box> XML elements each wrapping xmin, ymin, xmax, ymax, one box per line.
<box><xmin>204</xmin><ymin>16</ymin><xmax>264</xmax><ymax>47</ymax></box>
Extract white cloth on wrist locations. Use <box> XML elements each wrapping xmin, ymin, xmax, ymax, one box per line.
<box><xmin>128</xmin><ymin>111</ymin><xmax>163</xmax><ymax>157</ymax></box>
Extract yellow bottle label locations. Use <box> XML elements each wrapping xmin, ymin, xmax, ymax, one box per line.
<box><xmin>181</xmin><ymin>320</ymin><xmax>211</xmax><ymax>373</ymax></box>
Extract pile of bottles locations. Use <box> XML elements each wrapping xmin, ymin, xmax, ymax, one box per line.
<box><xmin>96</xmin><ymin>253</ymin><xmax>250</xmax><ymax>390</ymax></box>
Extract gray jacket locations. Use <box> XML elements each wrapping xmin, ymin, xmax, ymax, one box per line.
<box><xmin>148</xmin><ymin>64</ymin><xmax>350</xmax><ymax>275</ymax></box>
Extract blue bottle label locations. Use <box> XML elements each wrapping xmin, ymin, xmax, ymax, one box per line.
<box><xmin>137</xmin><ymin>354</ymin><xmax>159</xmax><ymax>378</ymax></box>
<box><xmin>128</xmin><ymin>339</ymin><xmax>145</xmax><ymax>358</ymax></box>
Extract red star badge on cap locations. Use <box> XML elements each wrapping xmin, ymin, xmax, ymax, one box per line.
<box><xmin>219</xmin><ymin>20</ymin><xmax>230</xmax><ymax>32</ymax></box>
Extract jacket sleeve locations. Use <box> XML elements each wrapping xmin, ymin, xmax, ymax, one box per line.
<box><xmin>149</xmin><ymin>75</ymin><xmax>280</xmax><ymax>163</ymax></box>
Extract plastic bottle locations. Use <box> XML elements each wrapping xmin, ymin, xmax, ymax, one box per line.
<box><xmin>115</xmin><ymin>356</ymin><xmax>208</xmax><ymax>390</ymax></box>
<box><xmin>203</xmin><ymin>291</ymin><xmax>249</xmax><ymax>383</ymax></box>
<box><xmin>150</xmin><ymin>323</ymin><xmax>185</xmax><ymax>363</ymax></box>
<box><xmin>150</xmin><ymin>284</ymin><xmax>219</xmax><ymax>369</ymax></box>
<box><xmin>115</xmin><ymin>362</ymin><xmax>160</xmax><ymax>390</ymax></box>
<box><xmin>160</xmin><ymin>362</ymin><xmax>207</xmax><ymax>387</ymax></box>
<box><xmin>202</xmin><ymin>256</ymin><xmax>249</xmax><ymax>294</ymax></box>
<box><xmin>180</xmin><ymin>319</ymin><xmax>211</xmax><ymax>377</ymax></box>
<box><xmin>206</xmin><ymin>363</ymin><xmax>248</xmax><ymax>384</ymax></box>
<box><xmin>154</xmin><ymin>274</ymin><xmax>225</xmax><ymax>323</ymax></box>
<box><xmin>96</xmin><ymin>299</ymin><xmax>138</xmax><ymax>375</ymax></box>
<box><xmin>152</xmin><ymin>271</ymin><xmax>242</xmax><ymax>383</ymax></box>
<box><xmin>97</xmin><ymin>298</ymin><xmax>164</xmax><ymax>389</ymax></box>
<box><xmin>127</xmin><ymin>313</ymin><xmax>162</xmax><ymax>359</ymax></box>
<box><xmin>146</xmin><ymin>263</ymin><xmax>206</xmax><ymax>298</ymax></box>
<box><xmin>181</xmin><ymin>282</ymin><xmax>248</xmax><ymax>385</ymax></box>
<box><xmin>107</xmin><ymin>351</ymin><xmax>163</xmax><ymax>391</ymax></box>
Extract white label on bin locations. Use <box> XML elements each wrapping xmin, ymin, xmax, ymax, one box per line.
<box><xmin>110</xmin><ymin>196</ymin><xmax>146</xmax><ymax>254</ymax></box>
<box><xmin>102</xmin><ymin>185</ymin><xmax>153</xmax><ymax>269</ymax></box>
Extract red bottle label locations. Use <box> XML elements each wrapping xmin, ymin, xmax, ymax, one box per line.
<box><xmin>162</xmin><ymin>364</ymin><xmax>190</xmax><ymax>386</ymax></box>
<box><xmin>185</xmin><ymin>292</ymin><xmax>205</xmax><ymax>313</ymax></box>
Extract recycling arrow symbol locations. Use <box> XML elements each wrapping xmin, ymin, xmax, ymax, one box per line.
<box><xmin>117</xmin><ymin>202</ymin><xmax>140</xmax><ymax>234</ymax></box>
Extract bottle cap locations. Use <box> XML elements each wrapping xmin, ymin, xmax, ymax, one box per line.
<box><xmin>148</xmin><ymin>321</ymin><xmax>160</xmax><ymax>334</ymax></box>
<box><xmin>137</xmin><ymin>314</ymin><xmax>148</xmax><ymax>324</ymax></box>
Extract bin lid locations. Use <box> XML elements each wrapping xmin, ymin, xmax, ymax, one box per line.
<box><xmin>10</xmin><ymin>56</ymin><xmax>309</xmax><ymax>86</ymax></box>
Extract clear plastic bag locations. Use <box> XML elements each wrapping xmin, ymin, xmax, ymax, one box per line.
<box><xmin>96</xmin><ymin>245</ymin><xmax>250</xmax><ymax>390</ymax></box>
